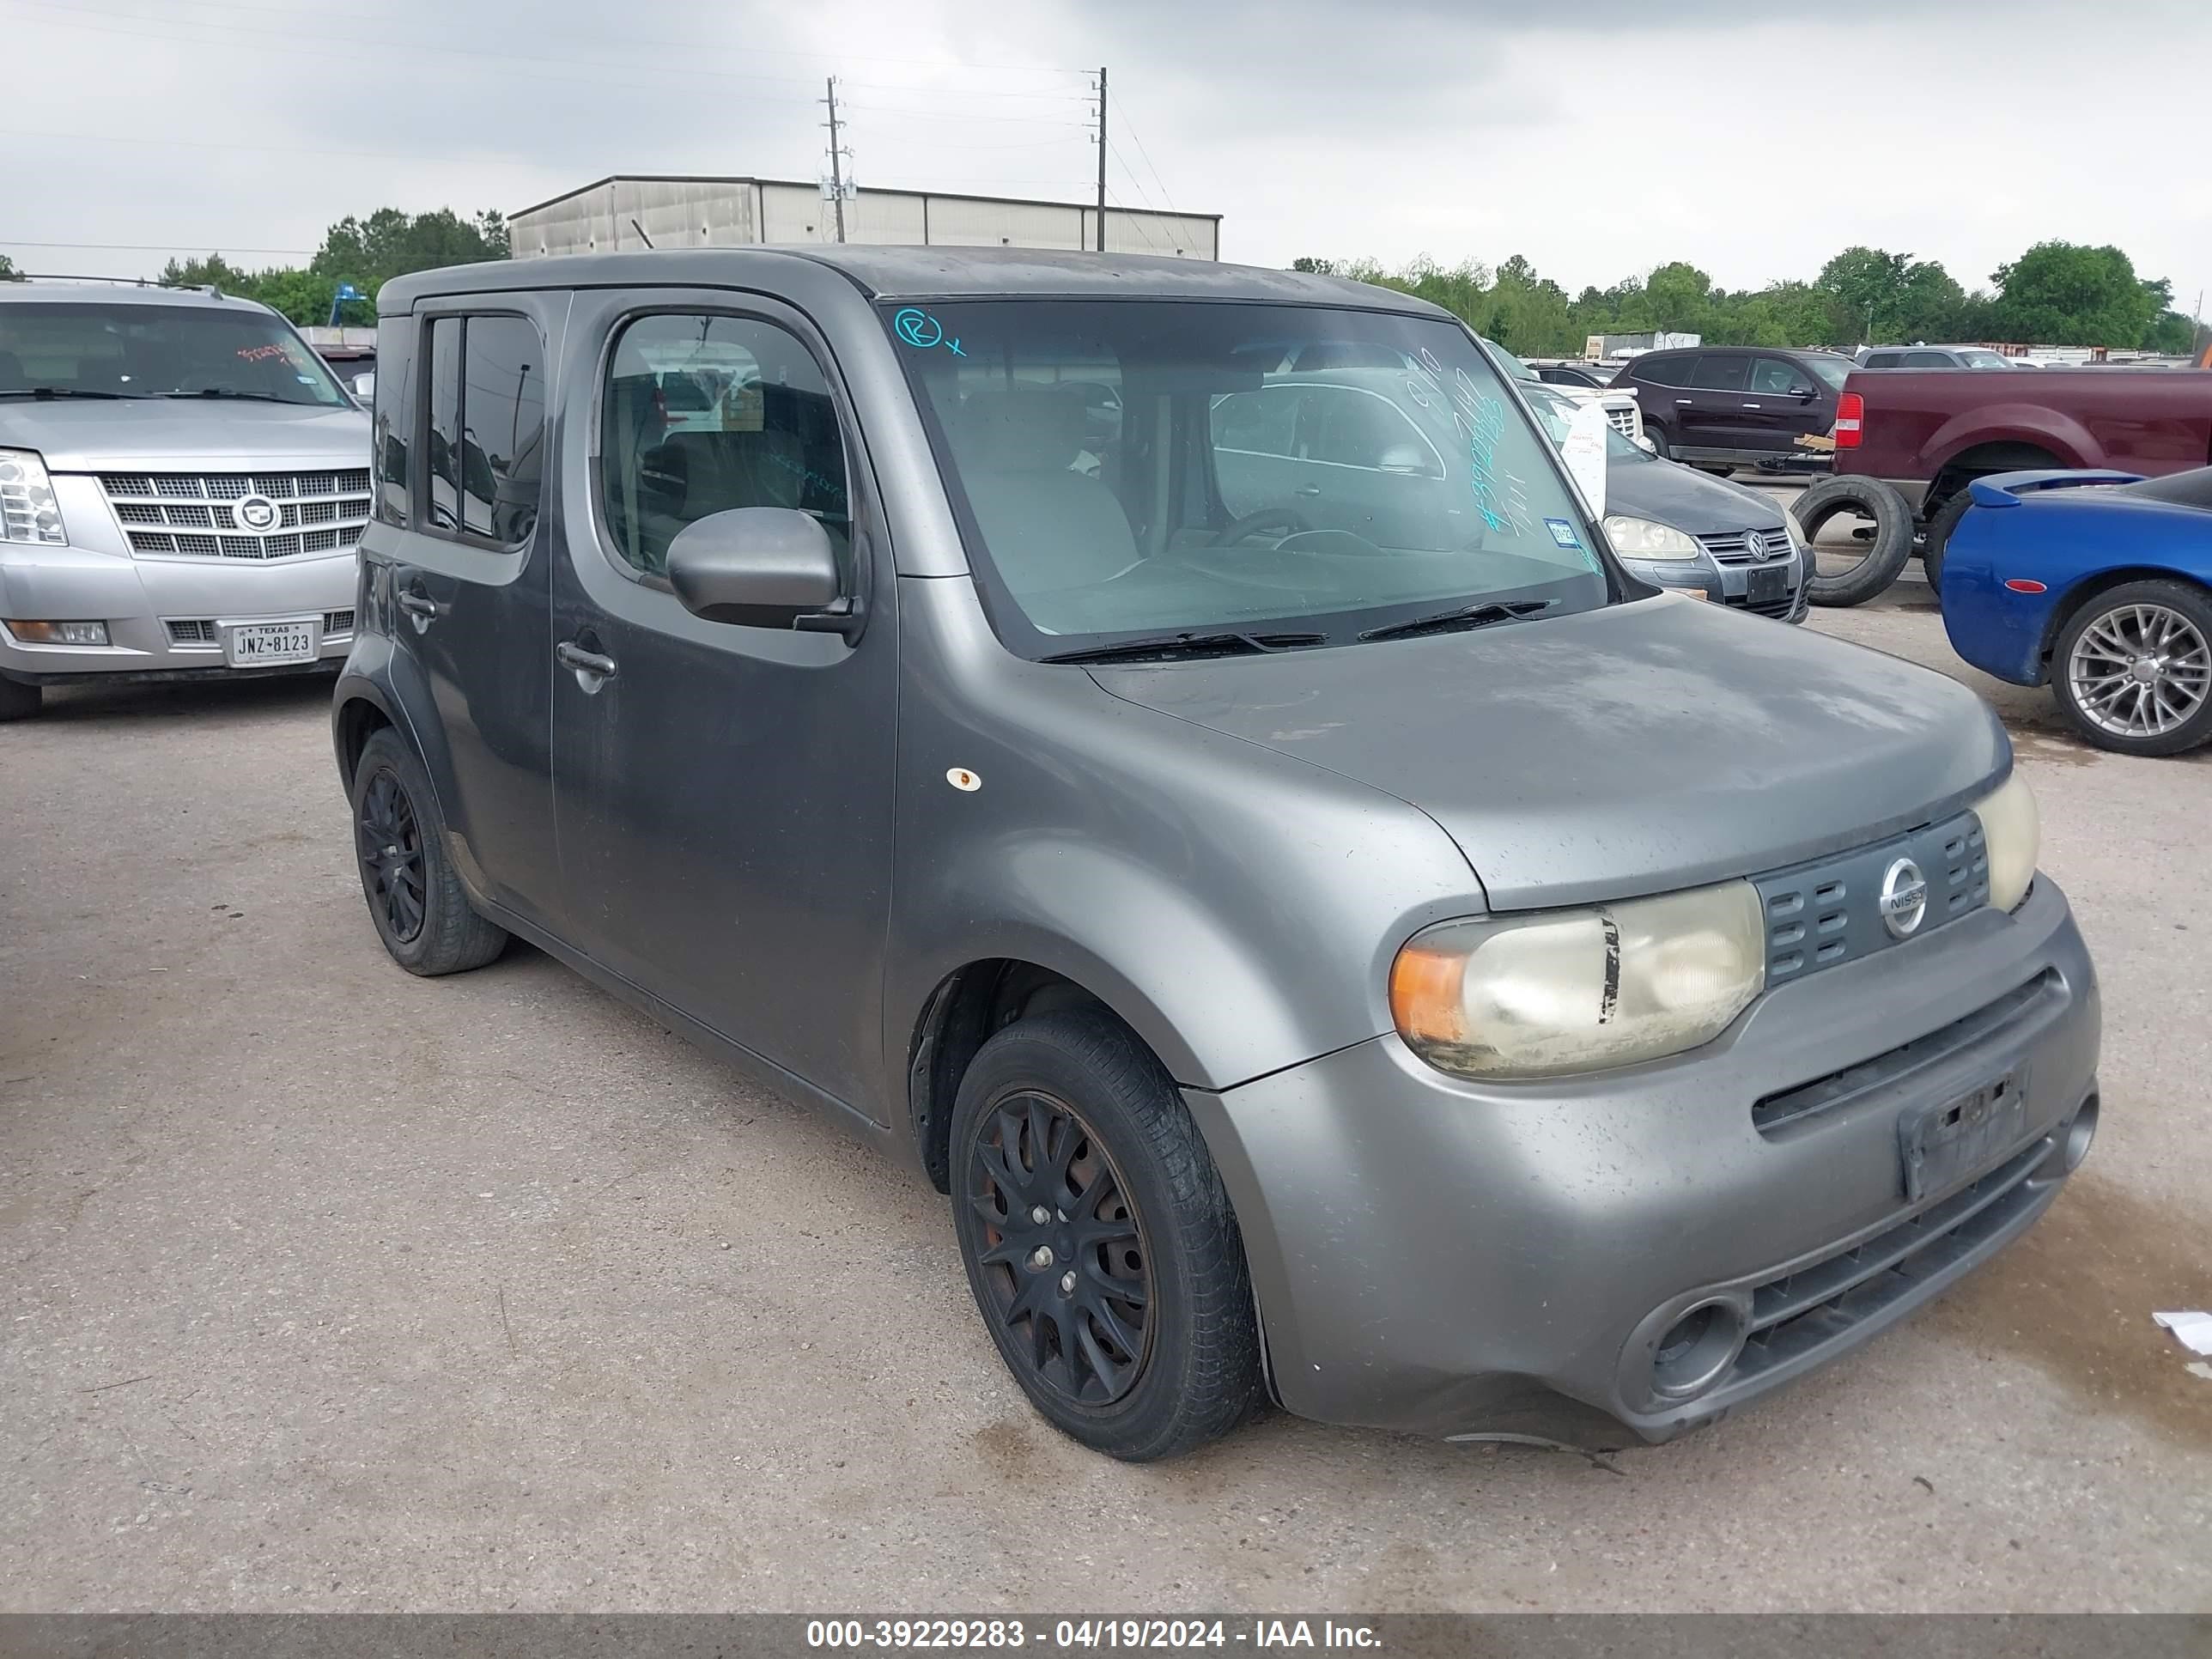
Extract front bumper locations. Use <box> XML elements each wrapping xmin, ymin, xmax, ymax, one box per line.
<box><xmin>0</xmin><ymin>543</ymin><xmax>357</xmax><ymax>685</ymax></box>
<box><xmin>1185</xmin><ymin>875</ymin><xmax>2099</xmax><ymax>1445</ymax></box>
<box><xmin>1623</xmin><ymin>546</ymin><xmax>1809</xmax><ymax>622</ymax></box>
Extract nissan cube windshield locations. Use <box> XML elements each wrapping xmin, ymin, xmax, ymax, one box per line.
<box><xmin>887</xmin><ymin>301</ymin><xmax>1615</xmax><ymax>658</ymax></box>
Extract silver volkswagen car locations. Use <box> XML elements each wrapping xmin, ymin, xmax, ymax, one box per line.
<box><xmin>0</xmin><ymin>282</ymin><xmax>371</xmax><ymax>719</ymax></box>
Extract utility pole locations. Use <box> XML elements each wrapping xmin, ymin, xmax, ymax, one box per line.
<box><xmin>823</xmin><ymin>76</ymin><xmax>848</xmax><ymax>244</ymax></box>
<box><xmin>1094</xmin><ymin>66</ymin><xmax>1108</xmax><ymax>252</ymax></box>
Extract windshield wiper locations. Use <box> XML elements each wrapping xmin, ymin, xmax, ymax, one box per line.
<box><xmin>0</xmin><ymin>386</ymin><xmax>143</xmax><ymax>400</ymax></box>
<box><xmin>1358</xmin><ymin>598</ymin><xmax>1557</xmax><ymax>643</ymax></box>
<box><xmin>161</xmin><ymin>389</ymin><xmax>296</xmax><ymax>404</ymax></box>
<box><xmin>1039</xmin><ymin>629</ymin><xmax>1328</xmax><ymax>665</ymax></box>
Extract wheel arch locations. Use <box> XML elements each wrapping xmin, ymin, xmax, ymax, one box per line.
<box><xmin>2040</xmin><ymin>566</ymin><xmax>2212</xmax><ymax>672</ymax></box>
<box><xmin>333</xmin><ymin>689</ymin><xmax>396</xmax><ymax>783</ymax></box>
<box><xmin>1928</xmin><ymin>440</ymin><xmax>2071</xmax><ymax>515</ymax></box>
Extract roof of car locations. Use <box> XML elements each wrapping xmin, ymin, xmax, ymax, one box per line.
<box><xmin>0</xmin><ymin>281</ymin><xmax>274</xmax><ymax>312</ymax></box>
<box><xmin>377</xmin><ymin>246</ymin><xmax>1450</xmax><ymax>318</ymax></box>
<box><xmin>1637</xmin><ymin>343</ymin><xmax>1850</xmax><ymax>360</ymax></box>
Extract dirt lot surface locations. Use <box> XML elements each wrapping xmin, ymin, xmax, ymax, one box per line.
<box><xmin>3</xmin><ymin>560</ymin><xmax>2208</xmax><ymax>1613</ymax></box>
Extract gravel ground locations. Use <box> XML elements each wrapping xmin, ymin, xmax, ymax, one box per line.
<box><xmin>3</xmin><ymin>562</ymin><xmax>2207</xmax><ymax>1613</ymax></box>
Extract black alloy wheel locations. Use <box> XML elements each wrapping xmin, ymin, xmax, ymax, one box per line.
<box><xmin>356</xmin><ymin>764</ymin><xmax>427</xmax><ymax>944</ymax></box>
<box><xmin>966</xmin><ymin>1090</ymin><xmax>1155</xmax><ymax>1407</ymax></box>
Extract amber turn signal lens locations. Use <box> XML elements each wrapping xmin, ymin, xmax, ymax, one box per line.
<box><xmin>1389</xmin><ymin>944</ymin><xmax>1467</xmax><ymax>1047</ymax></box>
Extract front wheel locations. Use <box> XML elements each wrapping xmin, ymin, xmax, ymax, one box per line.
<box><xmin>949</xmin><ymin>1010</ymin><xmax>1261</xmax><ymax>1462</ymax></box>
<box><xmin>2051</xmin><ymin>580</ymin><xmax>2212</xmax><ymax>757</ymax></box>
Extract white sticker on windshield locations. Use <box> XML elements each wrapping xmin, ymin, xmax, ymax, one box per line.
<box><xmin>1547</xmin><ymin>518</ymin><xmax>1582</xmax><ymax>549</ymax></box>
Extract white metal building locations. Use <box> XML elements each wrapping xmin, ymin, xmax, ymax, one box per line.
<box><xmin>509</xmin><ymin>175</ymin><xmax>1220</xmax><ymax>263</ymax></box>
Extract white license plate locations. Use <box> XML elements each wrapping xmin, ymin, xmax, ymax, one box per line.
<box><xmin>227</xmin><ymin>620</ymin><xmax>320</xmax><ymax>667</ymax></box>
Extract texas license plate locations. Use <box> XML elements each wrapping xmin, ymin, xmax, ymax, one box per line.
<box><xmin>227</xmin><ymin>620</ymin><xmax>319</xmax><ymax>667</ymax></box>
<box><xmin>1898</xmin><ymin>1069</ymin><xmax>2027</xmax><ymax>1201</ymax></box>
<box><xmin>1747</xmin><ymin>564</ymin><xmax>1791</xmax><ymax>605</ymax></box>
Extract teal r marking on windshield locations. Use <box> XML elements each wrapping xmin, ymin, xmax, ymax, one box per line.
<box><xmin>894</xmin><ymin>307</ymin><xmax>967</xmax><ymax>357</ymax></box>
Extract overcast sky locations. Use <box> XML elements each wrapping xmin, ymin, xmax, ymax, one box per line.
<box><xmin>5</xmin><ymin>0</ymin><xmax>2207</xmax><ymax>307</ymax></box>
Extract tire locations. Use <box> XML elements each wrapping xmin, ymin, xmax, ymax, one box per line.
<box><xmin>1919</xmin><ymin>490</ymin><xmax>1973</xmax><ymax>601</ymax></box>
<box><xmin>1644</xmin><ymin>422</ymin><xmax>1674</xmax><ymax>462</ymax></box>
<box><xmin>948</xmin><ymin>1009</ymin><xmax>1261</xmax><ymax>1462</ymax></box>
<box><xmin>1793</xmin><ymin>474</ymin><xmax>1916</xmax><ymax>607</ymax></box>
<box><xmin>2049</xmin><ymin>579</ymin><xmax>2212</xmax><ymax>757</ymax></box>
<box><xmin>349</xmin><ymin>726</ymin><xmax>509</xmax><ymax>975</ymax></box>
<box><xmin>0</xmin><ymin>678</ymin><xmax>40</xmax><ymax>721</ymax></box>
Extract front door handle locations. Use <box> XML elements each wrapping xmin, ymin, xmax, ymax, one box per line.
<box><xmin>1293</xmin><ymin>484</ymin><xmax>1322</xmax><ymax>495</ymax></box>
<box><xmin>556</xmin><ymin>639</ymin><xmax>618</xmax><ymax>685</ymax></box>
<box><xmin>1675</xmin><ymin>398</ymin><xmax>1692</xmax><ymax>405</ymax></box>
<box><xmin>396</xmin><ymin>586</ymin><xmax>440</xmax><ymax>623</ymax></box>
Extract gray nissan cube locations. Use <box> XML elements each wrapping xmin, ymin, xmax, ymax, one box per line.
<box><xmin>334</xmin><ymin>249</ymin><xmax>2100</xmax><ymax>1462</ymax></box>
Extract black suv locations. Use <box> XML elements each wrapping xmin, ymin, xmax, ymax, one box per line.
<box><xmin>1615</xmin><ymin>347</ymin><xmax>1854</xmax><ymax>473</ymax></box>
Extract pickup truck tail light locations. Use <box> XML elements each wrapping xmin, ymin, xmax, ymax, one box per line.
<box><xmin>1833</xmin><ymin>392</ymin><xmax>1863</xmax><ymax>449</ymax></box>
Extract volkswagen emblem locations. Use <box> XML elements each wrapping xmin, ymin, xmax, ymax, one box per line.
<box><xmin>235</xmin><ymin>495</ymin><xmax>280</xmax><ymax>532</ymax></box>
<box><xmin>1879</xmin><ymin>856</ymin><xmax>1929</xmax><ymax>939</ymax></box>
<box><xmin>1744</xmin><ymin>530</ymin><xmax>1769</xmax><ymax>561</ymax></box>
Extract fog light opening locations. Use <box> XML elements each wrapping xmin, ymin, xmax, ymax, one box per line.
<box><xmin>2063</xmin><ymin>1093</ymin><xmax>2098</xmax><ymax>1173</ymax></box>
<box><xmin>1650</xmin><ymin>1298</ymin><xmax>1748</xmax><ymax>1402</ymax></box>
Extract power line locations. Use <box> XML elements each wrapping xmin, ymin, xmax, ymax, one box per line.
<box><xmin>1114</xmin><ymin>98</ymin><xmax>1184</xmax><ymax>222</ymax></box>
<box><xmin>0</xmin><ymin>239</ymin><xmax>317</xmax><ymax>255</ymax></box>
<box><xmin>0</xmin><ymin>125</ymin><xmax>546</xmax><ymax>168</ymax></box>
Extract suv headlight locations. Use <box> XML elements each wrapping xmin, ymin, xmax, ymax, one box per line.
<box><xmin>1390</xmin><ymin>879</ymin><xmax>1766</xmax><ymax>1080</ymax></box>
<box><xmin>1972</xmin><ymin>769</ymin><xmax>2039</xmax><ymax>912</ymax></box>
<box><xmin>1604</xmin><ymin>515</ymin><xmax>1700</xmax><ymax>560</ymax></box>
<box><xmin>0</xmin><ymin>449</ymin><xmax>69</xmax><ymax>546</ymax></box>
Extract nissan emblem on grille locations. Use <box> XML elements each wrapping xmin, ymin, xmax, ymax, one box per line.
<box><xmin>1879</xmin><ymin>857</ymin><xmax>1929</xmax><ymax>939</ymax></box>
<box><xmin>236</xmin><ymin>495</ymin><xmax>279</xmax><ymax>532</ymax></box>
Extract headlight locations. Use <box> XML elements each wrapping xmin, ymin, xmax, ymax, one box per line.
<box><xmin>1972</xmin><ymin>769</ymin><xmax>2039</xmax><ymax>912</ymax></box>
<box><xmin>1389</xmin><ymin>879</ymin><xmax>1766</xmax><ymax>1079</ymax></box>
<box><xmin>0</xmin><ymin>449</ymin><xmax>69</xmax><ymax>546</ymax></box>
<box><xmin>1603</xmin><ymin>514</ymin><xmax>1701</xmax><ymax>560</ymax></box>
<box><xmin>1782</xmin><ymin>512</ymin><xmax>1808</xmax><ymax>556</ymax></box>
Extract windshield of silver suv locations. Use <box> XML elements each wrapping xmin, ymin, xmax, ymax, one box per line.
<box><xmin>887</xmin><ymin>300</ymin><xmax>1614</xmax><ymax>657</ymax></box>
<box><xmin>0</xmin><ymin>301</ymin><xmax>349</xmax><ymax>407</ymax></box>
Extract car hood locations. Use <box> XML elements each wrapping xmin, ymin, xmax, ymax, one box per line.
<box><xmin>0</xmin><ymin>398</ymin><xmax>370</xmax><ymax>472</ymax></box>
<box><xmin>1089</xmin><ymin>594</ymin><xmax>2008</xmax><ymax>910</ymax></box>
<box><xmin>1607</xmin><ymin>456</ymin><xmax>1787</xmax><ymax>538</ymax></box>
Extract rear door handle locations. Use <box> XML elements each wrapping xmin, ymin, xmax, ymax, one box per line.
<box><xmin>396</xmin><ymin>588</ymin><xmax>439</xmax><ymax>619</ymax></box>
<box><xmin>1293</xmin><ymin>484</ymin><xmax>1322</xmax><ymax>495</ymax></box>
<box><xmin>1675</xmin><ymin>398</ymin><xmax>1692</xmax><ymax>405</ymax></box>
<box><xmin>556</xmin><ymin>640</ymin><xmax>618</xmax><ymax>682</ymax></box>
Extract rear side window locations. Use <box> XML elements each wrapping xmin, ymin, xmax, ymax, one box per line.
<box><xmin>421</xmin><ymin>313</ymin><xmax>545</xmax><ymax>549</ymax></box>
<box><xmin>598</xmin><ymin>312</ymin><xmax>851</xmax><ymax>580</ymax></box>
<box><xmin>1862</xmin><ymin>351</ymin><xmax>1902</xmax><ymax>368</ymax></box>
<box><xmin>371</xmin><ymin>316</ymin><xmax>415</xmax><ymax>526</ymax></box>
<box><xmin>1691</xmin><ymin>354</ymin><xmax>1750</xmax><ymax>391</ymax></box>
<box><xmin>1632</xmin><ymin>354</ymin><xmax>1697</xmax><ymax>387</ymax></box>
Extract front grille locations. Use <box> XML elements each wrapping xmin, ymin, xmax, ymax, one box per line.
<box><xmin>1699</xmin><ymin>527</ymin><xmax>1791</xmax><ymax>565</ymax></box>
<box><xmin>1605</xmin><ymin>405</ymin><xmax>1638</xmax><ymax>439</ymax></box>
<box><xmin>1753</xmin><ymin>969</ymin><xmax>2063</xmax><ymax>1136</ymax></box>
<box><xmin>1756</xmin><ymin>811</ymin><xmax>1988</xmax><ymax>986</ymax></box>
<box><xmin>103</xmin><ymin>471</ymin><xmax>370</xmax><ymax>560</ymax></box>
<box><xmin>1736</xmin><ymin>592</ymin><xmax>1798</xmax><ymax>620</ymax></box>
<box><xmin>165</xmin><ymin>619</ymin><xmax>217</xmax><ymax>646</ymax></box>
<box><xmin>1724</xmin><ymin>1128</ymin><xmax>2059</xmax><ymax>1393</ymax></box>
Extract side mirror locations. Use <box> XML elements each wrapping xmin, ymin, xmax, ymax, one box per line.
<box><xmin>351</xmin><ymin>372</ymin><xmax>375</xmax><ymax>398</ymax></box>
<box><xmin>1793</xmin><ymin>385</ymin><xmax>1817</xmax><ymax>401</ymax></box>
<box><xmin>1376</xmin><ymin>443</ymin><xmax>1431</xmax><ymax>475</ymax></box>
<box><xmin>666</xmin><ymin>507</ymin><xmax>854</xmax><ymax>635</ymax></box>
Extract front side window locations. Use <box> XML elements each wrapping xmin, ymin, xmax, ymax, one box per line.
<box><xmin>372</xmin><ymin>315</ymin><xmax>415</xmax><ymax>526</ymax></box>
<box><xmin>599</xmin><ymin>313</ymin><xmax>851</xmax><ymax>579</ymax></box>
<box><xmin>1748</xmin><ymin>358</ymin><xmax>1814</xmax><ymax>396</ymax></box>
<box><xmin>887</xmin><ymin>299</ymin><xmax>1613</xmax><ymax>656</ymax></box>
<box><xmin>0</xmin><ymin>301</ymin><xmax>349</xmax><ymax>406</ymax></box>
<box><xmin>1903</xmin><ymin>350</ymin><xmax>1954</xmax><ymax>368</ymax></box>
<box><xmin>1862</xmin><ymin>351</ymin><xmax>1901</xmax><ymax>368</ymax></box>
<box><xmin>421</xmin><ymin>313</ymin><xmax>544</xmax><ymax>547</ymax></box>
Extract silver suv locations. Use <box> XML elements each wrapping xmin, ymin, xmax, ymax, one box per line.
<box><xmin>0</xmin><ymin>282</ymin><xmax>371</xmax><ymax>719</ymax></box>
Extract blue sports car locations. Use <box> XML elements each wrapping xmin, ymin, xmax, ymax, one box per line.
<box><xmin>1940</xmin><ymin>465</ymin><xmax>2212</xmax><ymax>757</ymax></box>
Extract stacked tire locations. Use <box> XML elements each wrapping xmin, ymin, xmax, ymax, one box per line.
<box><xmin>1790</xmin><ymin>475</ymin><xmax>1917</xmax><ymax>608</ymax></box>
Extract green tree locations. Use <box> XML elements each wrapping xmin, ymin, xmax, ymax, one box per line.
<box><xmin>1290</xmin><ymin>256</ymin><xmax>1336</xmax><ymax>276</ymax></box>
<box><xmin>0</xmin><ymin>252</ymin><xmax>20</xmax><ymax>282</ymax></box>
<box><xmin>310</xmin><ymin>206</ymin><xmax>509</xmax><ymax>295</ymax></box>
<box><xmin>1991</xmin><ymin>242</ymin><xmax>2157</xmax><ymax>347</ymax></box>
<box><xmin>1643</xmin><ymin>261</ymin><xmax>1714</xmax><ymax>335</ymax></box>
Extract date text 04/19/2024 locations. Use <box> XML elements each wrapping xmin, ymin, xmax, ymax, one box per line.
<box><xmin>805</xmin><ymin>1620</ymin><xmax>1383</xmax><ymax>1650</ymax></box>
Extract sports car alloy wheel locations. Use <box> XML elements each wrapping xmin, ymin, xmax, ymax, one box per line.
<box><xmin>2064</xmin><ymin>601</ymin><xmax>2212</xmax><ymax>740</ymax></box>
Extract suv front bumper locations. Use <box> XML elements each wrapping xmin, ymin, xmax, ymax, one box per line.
<box><xmin>0</xmin><ymin>543</ymin><xmax>357</xmax><ymax>686</ymax></box>
<box><xmin>1184</xmin><ymin>875</ymin><xmax>2098</xmax><ymax>1444</ymax></box>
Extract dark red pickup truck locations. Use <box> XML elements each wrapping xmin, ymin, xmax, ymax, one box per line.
<box><xmin>1833</xmin><ymin>367</ymin><xmax>2212</xmax><ymax>519</ymax></box>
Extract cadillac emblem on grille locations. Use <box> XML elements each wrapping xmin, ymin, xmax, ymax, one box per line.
<box><xmin>1880</xmin><ymin>856</ymin><xmax>1929</xmax><ymax>939</ymax></box>
<box><xmin>236</xmin><ymin>495</ymin><xmax>280</xmax><ymax>532</ymax></box>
